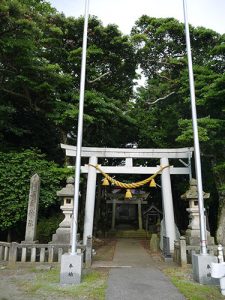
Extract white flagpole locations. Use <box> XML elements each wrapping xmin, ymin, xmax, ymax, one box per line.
<box><xmin>71</xmin><ymin>0</ymin><xmax>90</xmax><ymax>255</ymax></box>
<box><xmin>183</xmin><ymin>0</ymin><xmax>207</xmax><ymax>255</ymax></box>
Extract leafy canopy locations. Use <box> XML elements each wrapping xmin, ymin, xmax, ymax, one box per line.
<box><xmin>0</xmin><ymin>149</ymin><xmax>72</xmax><ymax>231</ymax></box>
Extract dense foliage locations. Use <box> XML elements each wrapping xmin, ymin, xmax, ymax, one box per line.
<box><xmin>0</xmin><ymin>0</ymin><xmax>224</xmax><ymax>237</ymax></box>
<box><xmin>0</xmin><ymin>150</ymin><xmax>71</xmax><ymax>232</ymax></box>
<box><xmin>0</xmin><ymin>0</ymin><xmax>137</xmax><ymax>158</ymax></box>
<box><xmin>130</xmin><ymin>16</ymin><xmax>225</xmax><ymax>234</ymax></box>
<box><xmin>131</xmin><ymin>16</ymin><xmax>225</xmax><ymax>151</ymax></box>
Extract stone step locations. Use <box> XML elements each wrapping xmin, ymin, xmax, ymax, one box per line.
<box><xmin>115</xmin><ymin>230</ymin><xmax>148</xmax><ymax>238</ymax></box>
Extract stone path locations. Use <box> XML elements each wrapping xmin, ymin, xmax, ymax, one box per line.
<box><xmin>106</xmin><ymin>239</ymin><xmax>186</xmax><ymax>300</ymax></box>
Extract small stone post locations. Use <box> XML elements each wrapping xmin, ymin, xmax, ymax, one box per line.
<box><xmin>218</xmin><ymin>245</ymin><xmax>224</xmax><ymax>263</ymax></box>
<box><xmin>85</xmin><ymin>236</ymin><xmax>92</xmax><ymax>268</ymax></box>
<box><xmin>24</xmin><ymin>174</ymin><xmax>40</xmax><ymax>243</ymax></box>
<box><xmin>180</xmin><ymin>236</ymin><xmax>187</xmax><ymax>267</ymax></box>
<box><xmin>138</xmin><ymin>199</ymin><xmax>143</xmax><ymax>230</ymax></box>
<box><xmin>150</xmin><ymin>234</ymin><xmax>159</xmax><ymax>253</ymax></box>
<box><xmin>9</xmin><ymin>242</ymin><xmax>18</xmax><ymax>264</ymax></box>
<box><xmin>111</xmin><ymin>199</ymin><xmax>116</xmax><ymax>230</ymax></box>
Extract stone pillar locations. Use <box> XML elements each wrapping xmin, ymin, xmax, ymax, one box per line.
<box><xmin>24</xmin><ymin>174</ymin><xmax>40</xmax><ymax>243</ymax></box>
<box><xmin>9</xmin><ymin>242</ymin><xmax>18</xmax><ymax>264</ymax></box>
<box><xmin>180</xmin><ymin>236</ymin><xmax>187</xmax><ymax>267</ymax></box>
<box><xmin>83</xmin><ymin>156</ymin><xmax>97</xmax><ymax>246</ymax></box>
<box><xmin>85</xmin><ymin>236</ymin><xmax>92</xmax><ymax>268</ymax></box>
<box><xmin>112</xmin><ymin>199</ymin><xmax>116</xmax><ymax>230</ymax></box>
<box><xmin>138</xmin><ymin>200</ymin><xmax>143</xmax><ymax>230</ymax></box>
<box><xmin>160</xmin><ymin>157</ymin><xmax>176</xmax><ymax>252</ymax></box>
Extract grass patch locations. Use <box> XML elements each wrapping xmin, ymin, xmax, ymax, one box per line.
<box><xmin>18</xmin><ymin>266</ymin><xmax>108</xmax><ymax>300</ymax></box>
<box><xmin>164</xmin><ymin>266</ymin><xmax>224</xmax><ymax>300</ymax></box>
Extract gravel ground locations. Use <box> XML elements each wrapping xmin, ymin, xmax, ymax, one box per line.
<box><xmin>0</xmin><ymin>239</ymin><xmax>113</xmax><ymax>300</ymax></box>
<box><xmin>0</xmin><ymin>263</ymin><xmax>74</xmax><ymax>300</ymax></box>
<box><xmin>0</xmin><ymin>239</ymin><xmax>195</xmax><ymax>300</ymax></box>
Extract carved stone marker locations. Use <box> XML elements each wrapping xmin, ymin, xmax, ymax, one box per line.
<box><xmin>60</xmin><ymin>252</ymin><xmax>83</xmax><ymax>285</ymax></box>
<box><xmin>24</xmin><ymin>174</ymin><xmax>40</xmax><ymax>242</ymax></box>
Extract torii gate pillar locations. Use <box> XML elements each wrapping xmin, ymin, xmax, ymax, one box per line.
<box><xmin>161</xmin><ymin>157</ymin><xmax>176</xmax><ymax>252</ymax></box>
<box><xmin>83</xmin><ymin>156</ymin><xmax>97</xmax><ymax>245</ymax></box>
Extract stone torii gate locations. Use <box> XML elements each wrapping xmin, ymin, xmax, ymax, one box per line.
<box><xmin>61</xmin><ymin>144</ymin><xmax>193</xmax><ymax>252</ymax></box>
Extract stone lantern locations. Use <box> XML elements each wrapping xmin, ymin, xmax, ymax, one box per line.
<box><xmin>51</xmin><ymin>177</ymin><xmax>74</xmax><ymax>244</ymax></box>
<box><xmin>181</xmin><ymin>178</ymin><xmax>214</xmax><ymax>245</ymax></box>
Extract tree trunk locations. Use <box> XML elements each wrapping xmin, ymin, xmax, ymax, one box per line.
<box><xmin>7</xmin><ymin>229</ymin><xmax>11</xmax><ymax>242</ymax></box>
<box><xmin>216</xmin><ymin>190</ymin><xmax>225</xmax><ymax>245</ymax></box>
<box><xmin>93</xmin><ymin>176</ymin><xmax>102</xmax><ymax>236</ymax></box>
<box><xmin>59</xmin><ymin>128</ymin><xmax>70</xmax><ymax>165</ymax></box>
<box><xmin>212</xmin><ymin>158</ymin><xmax>225</xmax><ymax>245</ymax></box>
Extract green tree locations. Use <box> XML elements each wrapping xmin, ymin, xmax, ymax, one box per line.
<box><xmin>0</xmin><ymin>0</ymin><xmax>138</xmax><ymax>156</ymax></box>
<box><xmin>0</xmin><ymin>0</ymin><xmax>138</xmax><ymax>237</ymax></box>
<box><xmin>46</xmin><ymin>15</ymin><xmax>138</xmax><ymax>147</ymax></box>
<box><xmin>0</xmin><ymin>0</ymin><xmax>73</xmax><ymax>160</ymax></box>
<box><xmin>131</xmin><ymin>16</ymin><xmax>225</xmax><ymax>232</ymax></box>
<box><xmin>130</xmin><ymin>16</ymin><xmax>223</xmax><ymax>149</ymax></box>
<box><xmin>0</xmin><ymin>149</ymin><xmax>71</xmax><ymax>235</ymax></box>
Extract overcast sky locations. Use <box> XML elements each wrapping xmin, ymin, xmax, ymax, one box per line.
<box><xmin>48</xmin><ymin>0</ymin><xmax>225</xmax><ymax>35</ymax></box>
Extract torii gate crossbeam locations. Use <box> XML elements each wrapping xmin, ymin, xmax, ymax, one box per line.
<box><xmin>61</xmin><ymin>144</ymin><xmax>193</xmax><ymax>159</ymax></box>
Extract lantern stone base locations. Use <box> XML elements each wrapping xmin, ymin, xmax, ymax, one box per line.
<box><xmin>60</xmin><ymin>253</ymin><xmax>83</xmax><ymax>285</ymax></box>
<box><xmin>52</xmin><ymin>227</ymin><xmax>71</xmax><ymax>244</ymax></box>
<box><xmin>185</xmin><ymin>229</ymin><xmax>215</xmax><ymax>246</ymax></box>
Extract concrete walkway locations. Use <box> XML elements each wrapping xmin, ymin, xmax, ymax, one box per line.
<box><xmin>106</xmin><ymin>239</ymin><xmax>186</xmax><ymax>300</ymax></box>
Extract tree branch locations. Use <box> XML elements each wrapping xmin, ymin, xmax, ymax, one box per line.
<box><xmin>0</xmin><ymin>87</ymin><xmax>30</xmax><ymax>100</ymax></box>
<box><xmin>146</xmin><ymin>58</ymin><xmax>184</xmax><ymax>66</ymax></box>
<box><xmin>157</xmin><ymin>74</ymin><xmax>171</xmax><ymax>81</ymax></box>
<box><xmin>147</xmin><ymin>92</ymin><xmax>175</xmax><ymax>105</ymax></box>
<box><xmin>87</xmin><ymin>71</ymin><xmax>110</xmax><ymax>83</ymax></box>
<box><xmin>0</xmin><ymin>68</ymin><xmax>16</xmax><ymax>75</ymax></box>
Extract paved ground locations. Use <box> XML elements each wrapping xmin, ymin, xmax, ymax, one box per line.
<box><xmin>106</xmin><ymin>239</ymin><xmax>186</xmax><ymax>300</ymax></box>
